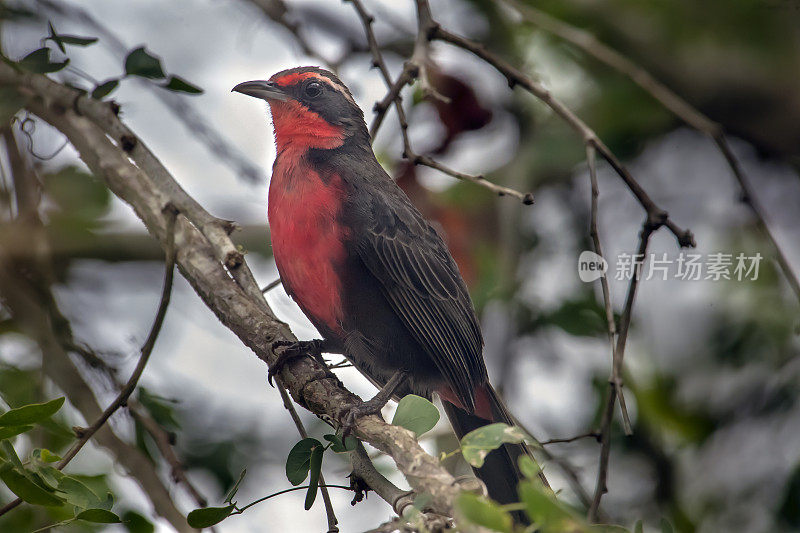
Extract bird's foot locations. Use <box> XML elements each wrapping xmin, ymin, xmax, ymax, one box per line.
<box><xmin>341</xmin><ymin>396</ymin><xmax>391</xmax><ymax>436</ymax></box>
<box><xmin>268</xmin><ymin>339</ymin><xmax>326</xmax><ymax>386</ymax></box>
<box><xmin>340</xmin><ymin>370</ymin><xmax>408</xmax><ymax>436</ymax></box>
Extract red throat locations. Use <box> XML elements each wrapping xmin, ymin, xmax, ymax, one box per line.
<box><xmin>268</xmin><ymin>100</ymin><xmax>345</xmax><ymax>153</ymax></box>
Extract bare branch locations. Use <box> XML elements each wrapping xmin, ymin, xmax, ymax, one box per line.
<box><xmin>588</xmin><ymin>221</ymin><xmax>653</xmax><ymax>522</ymax></box>
<box><xmin>261</xmin><ymin>277</ymin><xmax>282</xmax><ymax>293</ymax></box>
<box><xmin>245</xmin><ymin>0</ymin><xmax>332</xmax><ymax>67</ymax></box>
<box><xmin>0</xmin><ymin>261</ymin><xmax>191</xmax><ymax>531</ymax></box>
<box><xmin>540</xmin><ymin>432</ymin><xmax>601</xmax><ymax>446</ymax></box>
<box><xmin>429</xmin><ymin>26</ymin><xmax>695</xmax><ymax>248</ymax></box>
<box><xmin>35</xmin><ymin>0</ymin><xmax>265</xmax><ymax>183</ymax></box>
<box><xmin>55</xmin><ymin>205</ymin><xmax>177</xmax><ymax>468</ymax></box>
<box><xmin>348</xmin><ymin>0</ymin><xmax>535</xmax><ymax>203</ymax></box>
<box><xmin>129</xmin><ymin>401</ymin><xmax>210</xmax><ymax>509</ymax></box>
<box><xmin>586</xmin><ymin>145</ymin><xmax>631</xmax><ymax>435</ymax></box>
<box><xmin>506</xmin><ymin>0</ymin><xmax>798</xmax><ymax>304</ymax></box>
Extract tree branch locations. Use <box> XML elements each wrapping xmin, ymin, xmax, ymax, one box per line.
<box><xmin>0</xmin><ymin>260</ymin><xmax>192</xmax><ymax>532</ymax></box>
<box><xmin>1</xmin><ymin>63</ymin><xmax>464</xmax><ymax>518</ymax></box>
<box><xmin>274</xmin><ymin>380</ymin><xmax>339</xmax><ymax>532</ymax></box>
<box><xmin>56</xmin><ymin>205</ymin><xmax>177</xmax><ymax>468</ymax></box>
<box><xmin>348</xmin><ymin>0</ymin><xmax>535</xmax><ymax>204</ymax></box>
<box><xmin>586</xmin><ymin>145</ymin><xmax>631</xmax><ymax>435</ymax></box>
<box><xmin>429</xmin><ymin>25</ymin><xmax>695</xmax><ymax>248</ymax></box>
<box><xmin>588</xmin><ymin>220</ymin><xmax>653</xmax><ymax>522</ymax></box>
<box><xmin>0</xmin><ymin>198</ymin><xmax>177</xmax><ymax>520</ymax></box>
<box><xmin>505</xmin><ymin>0</ymin><xmax>798</xmax><ymax>304</ymax></box>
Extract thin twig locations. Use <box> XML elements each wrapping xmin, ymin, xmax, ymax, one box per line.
<box><xmin>715</xmin><ymin>136</ymin><xmax>800</xmax><ymax>305</ymax></box>
<box><xmin>586</xmin><ymin>145</ymin><xmax>631</xmax><ymax>434</ymax></box>
<box><xmin>35</xmin><ymin>0</ymin><xmax>265</xmax><ymax>183</ymax></box>
<box><xmin>348</xmin><ymin>0</ymin><xmax>535</xmax><ymax>203</ymax></box>
<box><xmin>56</xmin><ymin>204</ymin><xmax>178</xmax><ymax>468</ymax></box>
<box><xmin>129</xmin><ymin>401</ymin><xmax>210</xmax><ymax>509</ymax></box>
<box><xmin>0</xmin><ymin>205</ymin><xmax>179</xmax><ymax>519</ymax></box>
<box><xmin>588</xmin><ymin>221</ymin><xmax>653</xmax><ymax>522</ymax></box>
<box><xmin>261</xmin><ymin>278</ymin><xmax>282</xmax><ymax>293</ymax></box>
<box><xmin>540</xmin><ymin>431</ymin><xmax>601</xmax><ymax>446</ymax></box>
<box><xmin>506</xmin><ymin>0</ymin><xmax>798</xmax><ymax>304</ymax></box>
<box><xmin>350</xmin><ymin>441</ymin><xmax>415</xmax><ymax>516</ymax></box>
<box><xmin>246</xmin><ymin>0</ymin><xmax>332</xmax><ymax>68</ymax></box>
<box><xmin>275</xmin><ymin>379</ymin><xmax>340</xmax><ymax>533</ymax></box>
<box><xmin>429</xmin><ymin>25</ymin><xmax>695</xmax><ymax>248</ymax></box>
<box><xmin>231</xmin><ymin>484</ymin><xmax>354</xmax><ymax>515</ymax></box>
<box><xmin>415</xmin><ymin>155</ymin><xmax>534</xmax><ymax>204</ymax></box>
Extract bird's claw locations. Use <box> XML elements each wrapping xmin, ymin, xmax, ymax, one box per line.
<box><xmin>340</xmin><ymin>397</ymin><xmax>387</xmax><ymax>437</ymax></box>
<box><xmin>268</xmin><ymin>339</ymin><xmax>325</xmax><ymax>386</ymax></box>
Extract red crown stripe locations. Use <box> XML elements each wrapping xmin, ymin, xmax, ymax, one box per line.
<box><xmin>272</xmin><ymin>71</ymin><xmax>324</xmax><ymax>87</ymax></box>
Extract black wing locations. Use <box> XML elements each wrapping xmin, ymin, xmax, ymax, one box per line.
<box><xmin>354</xmin><ymin>186</ymin><xmax>486</xmax><ymax>411</ymax></box>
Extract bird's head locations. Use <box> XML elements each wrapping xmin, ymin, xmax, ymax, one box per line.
<box><xmin>233</xmin><ymin>66</ymin><xmax>367</xmax><ymax>151</ymax></box>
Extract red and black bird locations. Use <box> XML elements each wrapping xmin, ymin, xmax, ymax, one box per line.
<box><xmin>233</xmin><ymin>66</ymin><xmax>540</xmax><ymax>509</ymax></box>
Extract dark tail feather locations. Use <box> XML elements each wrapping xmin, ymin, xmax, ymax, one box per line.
<box><xmin>442</xmin><ymin>384</ymin><xmax>540</xmax><ymax>524</ymax></box>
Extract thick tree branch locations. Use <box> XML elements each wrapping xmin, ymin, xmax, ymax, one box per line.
<box><xmin>1</xmin><ymin>63</ymin><xmax>464</xmax><ymax>518</ymax></box>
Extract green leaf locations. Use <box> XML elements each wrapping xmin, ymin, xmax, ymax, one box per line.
<box><xmin>91</xmin><ymin>79</ymin><xmax>119</xmax><ymax>99</ymax></box>
<box><xmin>460</xmin><ymin>423</ymin><xmax>527</xmax><ymax>468</ymax></box>
<box><xmin>122</xmin><ymin>510</ymin><xmax>155</xmax><ymax>533</ymax></box>
<box><xmin>76</xmin><ymin>509</ymin><xmax>121</xmax><ymax>523</ymax></box>
<box><xmin>323</xmin><ymin>433</ymin><xmax>356</xmax><ymax>453</ymax></box>
<box><xmin>391</xmin><ymin>395</ymin><xmax>440</xmax><ymax>436</ymax></box>
<box><xmin>58</xmin><ymin>35</ymin><xmax>98</xmax><ymax>46</ymax></box>
<box><xmin>519</xmin><ymin>480</ymin><xmax>576</xmax><ymax>530</ymax></box>
<box><xmin>634</xmin><ymin>520</ymin><xmax>644</xmax><ymax>533</ymax></box>
<box><xmin>30</xmin><ymin>464</ymin><xmax>63</xmax><ymax>489</ymax></box>
<box><xmin>304</xmin><ymin>443</ymin><xmax>324</xmax><ymax>510</ymax></box>
<box><xmin>187</xmin><ymin>505</ymin><xmax>235</xmax><ymax>528</ymax></box>
<box><xmin>1</xmin><ymin>440</ymin><xmax>23</xmax><ymax>467</ymax></box>
<box><xmin>46</xmin><ymin>21</ymin><xmax>97</xmax><ymax>49</ymax></box>
<box><xmin>517</xmin><ymin>455</ymin><xmax>541</xmax><ymax>480</ymax></box>
<box><xmin>32</xmin><ymin>448</ymin><xmax>61</xmax><ymax>463</ymax></box>
<box><xmin>137</xmin><ymin>388</ymin><xmax>180</xmax><ymax>430</ymax></box>
<box><xmin>17</xmin><ymin>48</ymin><xmax>69</xmax><ymax>73</ymax></box>
<box><xmin>285</xmin><ymin>438</ymin><xmax>321</xmax><ymax>486</ymax></box>
<box><xmin>47</xmin><ymin>21</ymin><xmax>64</xmax><ymax>53</ymax></box>
<box><xmin>660</xmin><ymin>518</ymin><xmax>674</xmax><ymax>533</ymax></box>
<box><xmin>0</xmin><ymin>397</ymin><xmax>65</xmax><ymax>426</ymax></box>
<box><xmin>124</xmin><ymin>47</ymin><xmax>165</xmax><ymax>79</ymax></box>
<box><xmin>224</xmin><ymin>468</ymin><xmax>246</xmax><ymax>503</ymax></box>
<box><xmin>163</xmin><ymin>75</ymin><xmax>203</xmax><ymax>94</ymax></box>
<box><xmin>455</xmin><ymin>492</ymin><xmax>512</xmax><ymax>533</ymax></box>
<box><xmin>57</xmin><ymin>476</ymin><xmax>103</xmax><ymax>509</ymax></box>
<box><xmin>0</xmin><ymin>468</ymin><xmax>64</xmax><ymax>506</ymax></box>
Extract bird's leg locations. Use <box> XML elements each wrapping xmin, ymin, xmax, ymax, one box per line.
<box><xmin>342</xmin><ymin>370</ymin><xmax>408</xmax><ymax>435</ymax></box>
<box><xmin>268</xmin><ymin>338</ymin><xmax>332</xmax><ymax>386</ymax></box>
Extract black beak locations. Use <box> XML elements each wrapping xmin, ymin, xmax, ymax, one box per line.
<box><xmin>231</xmin><ymin>80</ymin><xmax>287</xmax><ymax>101</ymax></box>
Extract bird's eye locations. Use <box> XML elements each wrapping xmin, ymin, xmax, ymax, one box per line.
<box><xmin>304</xmin><ymin>81</ymin><xmax>323</xmax><ymax>98</ymax></box>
